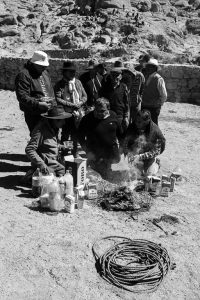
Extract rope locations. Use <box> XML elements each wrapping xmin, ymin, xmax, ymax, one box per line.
<box><xmin>92</xmin><ymin>236</ymin><xmax>171</xmax><ymax>293</ymax></box>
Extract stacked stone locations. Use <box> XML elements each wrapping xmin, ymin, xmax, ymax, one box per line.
<box><xmin>0</xmin><ymin>57</ymin><xmax>200</xmax><ymax>105</ymax></box>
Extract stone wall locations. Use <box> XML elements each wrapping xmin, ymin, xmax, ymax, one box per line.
<box><xmin>0</xmin><ymin>56</ymin><xmax>200</xmax><ymax>105</ymax></box>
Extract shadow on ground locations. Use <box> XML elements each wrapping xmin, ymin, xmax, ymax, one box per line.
<box><xmin>0</xmin><ymin>174</ymin><xmax>32</xmax><ymax>198</ymax></box>
<box><xmin>0</xmin><ymin>161</ymin><xmax>29</xmax><ymax>173</ymax></box>
<box><xmin>0</xmin><ymin>153</ymin><xmax>29</xmax><ymax>162</ymax></box>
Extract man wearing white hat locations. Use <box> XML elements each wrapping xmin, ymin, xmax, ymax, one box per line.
<box><xmin>141</xmin><ymin>58</ymin><xmax>167</xmax><ymax>125</ymax></box>
<box><xmin>15</xmin><ymin>50</ymin><xmax>55</xmax><ymax>134</ymax></box>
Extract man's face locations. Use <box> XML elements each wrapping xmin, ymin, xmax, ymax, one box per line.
<box><xmin>135</xmin><ymin>115</ymin><xmax>150</xmax><ymax>129</ymax></box>
<box><xmin>97</xmin><ymin>66</ymin><xmax>106</xmax><ymax>76</ymax></box>
<box><xmin>33</xmin><ymin>64</ymin><xmax>47</xmax><ymax>75</ymax></box>
<box><xmin>89</xmin><ymin>69</ymin><xmax>96</xmax><ymax>78</ymax></box>
<box><xmin>52</xmin><ymin>119</ymin><xmax>66</xmax><ymax>129</ymax></box>
<box><xmin>110</xmin><ymin>71</ymin><xmax>122</xmax><ymax>86</ymax></box>
<box><xmin>63</xmin><ymin>70</ymin><xmax>76</xmax><ymax>80</ymax></box>
<box><xmin>145</xmin><ymin>65</ymin><xmax>156</xmax><ymax>75</ymax></box>
<box><xmin>94</xmin><ymin>104</ymin><xmax>109</xmax><ymax>119</ymax></box>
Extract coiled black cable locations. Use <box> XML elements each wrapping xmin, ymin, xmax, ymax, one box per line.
<box><xmin>92</xmin><ymin>236</ymin><xmax>171</xmax><ymax>293</ymax></box>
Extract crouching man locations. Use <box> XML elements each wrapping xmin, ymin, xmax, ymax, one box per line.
<box><xmin>25</xmin><ymin>106</ymin><xmax>72</xmax><ymax>177</ymax></box>
<box><xmin>78</xmin><ymin>98</ymin><xmax>122</xmax><ymax>179</ymax></box>
<box><xmin>123</xmin><ymin>109</ymin><xmax>165</xmax><ymax>177</ymax></box>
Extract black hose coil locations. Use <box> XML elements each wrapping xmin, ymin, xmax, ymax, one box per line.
<box><xmin>92</xmin><ymin>236</ymin><xmax>171</xmax><ymax>293</ymax></box>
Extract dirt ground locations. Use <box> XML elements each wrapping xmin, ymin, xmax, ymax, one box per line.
<box><xmin>0</xmin><ymin>90</ymin><xmax>200</xmax><ymax>300</ymax></box>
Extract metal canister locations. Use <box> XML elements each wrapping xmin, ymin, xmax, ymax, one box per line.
<box><xmin>151</xmin><ymin>176</ymin><xmax>161</xmax><ymax>193</ymax></box>
<box><xmin>144</xmin><ymin>176</ymin><xmax>152</xmax><ymax>192</ymax></box>
<box><xmin>170</xmin><ymin>176</ymin><xmax>176</xmax><ymax>192</ymax></box>
<box><xmin>162</xmin><ymin>175</ymin><xmax>170</xmax><ymax>182</ymax></box>
<box><xmin>77</xmin><ymin>191</ymin><xmax>85</xmax><ymax>209</ymax></box>
<box><xmin>160</xmin><ymin>181</ymin><xmax>171</xmax><ymax>197</ymax></box>
<box><xmin>87</xmin><ymin>183</ymin><xmax>98</xmax><ymax>199</ymax></box>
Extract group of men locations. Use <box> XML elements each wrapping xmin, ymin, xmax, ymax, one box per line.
<box><xmin>15</xmin><ymin>50</ymin><xmax>166</xmax><ymax>181</ymax></box>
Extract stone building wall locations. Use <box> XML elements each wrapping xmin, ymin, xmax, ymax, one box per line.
<box><xmin>0</xmin><ymin>56</ymin><xmax>200</xmax><ymax>105</ymax></box>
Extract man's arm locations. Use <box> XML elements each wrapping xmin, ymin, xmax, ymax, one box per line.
<box><xmin>15</xmin><ymin>73</ymin><xmax>40</xmax><ymax>110</ymax></box>
<box><xmin>138</xmin><ymin>138</ymin><xmax>163</xmax><ymax>160</ymax></box>
<box><xmin>139</xmin><ymin>73</ymin><xmax>145</xmax><ymax>97</ymax></box>
<box><xmin>157</xmin><ymin>77</ymin><xmax>167</xmax><ymax>105</ymax></box>
<box><xmin>77</xmin><ymin>116</ymin><xmax>88</xmax><ymax>151</ymax></box>
<box><xmin>15</xmin><ymin>73</ymin><xmax>51</xmax><ymax>112</ymax></box>
<box><xmin>54</xmin><ymin>81</ymin><xmax>77</xmax><ymax>108</ymax></box>
<box><xmin>78</xmin><ymin>80</ymin><xmax>87</xmax><ymax>105</ymax></box>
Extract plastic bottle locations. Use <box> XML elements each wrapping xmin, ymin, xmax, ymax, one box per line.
<box><xmin>40</xmin><ymin>184</ymin><xmax>49</xmax><ymax>208</ymax></box>
<box><xmin>64</xmin><ymin>170</ymin><xmax>74</xmax><ymax>196</ymax></box>
<box><xmin>48</xmin><ymin>179</ymin><xmax>63</xmax><ymax>211</ymax></box>
<box><xmin>32</xmin><ymin>168</ymin><xmax>42</xmax><ymax>198</ymax></box>
<box><xmin>59</xmin><ymin>177</ymin><xmax>66</xmax><ymax>200</ymax></box>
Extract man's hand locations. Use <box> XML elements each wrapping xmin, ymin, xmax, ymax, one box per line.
<box><xmin>40</xmin><ymin>164</ymin><xmax>51</xmax><ymax>175</ymax></box>
<box><xmin>133</xmin><ymin>154</ymin><xmax>140</xmax><ymax>162</ymax></box>
<box><xmin>73</xmin><ymin>103</ymin><xmax>81</xmax><ymax>110</ymax></box>
<box><xmin>38</xmin><ymin>101</ymin><xmax>52</xmax><ymax>112</ymax></box>
<box><xmin>122</xmin><ymin>117</ymin><xmax>129</xmax><ymax>130</ymax></box>
<box><xmin>40</xmin><ymin>96</ymin><xmax>54</xmax><ymax>103</ymax></box>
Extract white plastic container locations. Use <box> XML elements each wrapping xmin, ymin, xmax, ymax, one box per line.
<box><xmin>64</xmin><ymin>170</ymin><xmax>74</xmax><ymax>196</ymax></box>
<box><xmin>48</xmin><ymin>179</ymin><xmax>63</xmax><ymax>211</ymax></box>
<box><xmin>32</xmin><ymin>168</ymin><xmax>42</xmax><ymax>198</ymax></box>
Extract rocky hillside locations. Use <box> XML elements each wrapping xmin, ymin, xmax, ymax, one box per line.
<box><xmin>1</xmin><ymin>0</ymin><xmax>200</xmax><ymax>63</ymax></box>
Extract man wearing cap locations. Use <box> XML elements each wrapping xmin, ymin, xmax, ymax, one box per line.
<box><xmin>54</xmin><ymin>61</ymin><xmax>87</xmax><ymax>156</ymax></box>
<box><xmin>25</xmin><ymin>106</ymin><xmax>71</xmax><ymax>177</ymax></box>
<box><xmin>99</xmin><ymin>66</ymin><xmax>129</xmax><ymax>131</ymax></box>
<box><xmin>135</xmin><ymin>54</ymin><xmax>150</xmax><ymax>76</ymax></box>
<box><xmin>113</xmin><ymin>60</ymin><xmax>145</xmax><ymax>123</ymax></box>
<box><xmin>15</xmin><ymin>50</ymin><xmax>55</xmax><ymax>134</ymax></box>
<box><xmin>141</xmin><ymin>58</ymin><xmax>167</xmax><ymax>125</ymax></box>
<box><xmin>79</xmin><ymin>60</ymin><xmax>103</xmax><ymax>108</ymax></box>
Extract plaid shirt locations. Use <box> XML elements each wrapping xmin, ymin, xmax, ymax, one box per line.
<box><xmin>122</xmin><ymin>70</ymin><xmax>145</xmax><ymax>107</ymax></box>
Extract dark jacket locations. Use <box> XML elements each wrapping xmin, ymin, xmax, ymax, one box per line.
<box><xmin>79</xmin><ymin>71</ymin><xmax>102</xmax><ymax>106</ymax></box>
<box><xmin>15</xmin><ymin>61</ymin><xmax>55</xmax><ymax>115</ymax></box>
<box><xmin>25</xmin><ymin>119</ymin><xmax>59</xmax><ymax>169</ymax></box>
<box><xmin>124</xmin><ymin>120</ymin><xmax>165</xmax><ymax>170</ymax></box>
<box><xmin>54</xmin><ymin>78</ymin><xmax>87</xmax><ymax>113</ymax></box>
<box><xmin>99</xmin><ymin>75</ymin><xmax>129</xmax><ymax>119</ymax></box>
<box><xmin>78</xmin><ymin>110</ymin><xmax>122</xmax><ymax>160</ymax></box>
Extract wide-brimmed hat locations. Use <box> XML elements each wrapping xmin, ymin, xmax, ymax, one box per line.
<box><xmin>113</xmin><ymin>60</ymin><xmax>126</xmax><ymax>70</ymax></box>
<box><xmin>41</xmin><ymin>106</ymin><xmax>72</xmax><ymax>119</ymax></box>
<box><xmin>96</xmin><ymin>63</ymin><xmax>107</xmax><ymax>70</ymax></box>
<box><xmin>86</xmin><ymin>60</ymin><xmax>98</xmax><ymax>70</ymax></box>
<box><xmin>30</xmin><ymin>51</ymin><xmax>49</xmax><ymax>67</ymax></box>
<box><xmin>139</xmin><ymin>54</ymin><xmax>150</xmax><ymax>63</ymax></box>
<box><xmin>146</xmin><ymin>58</ymin><xmax>159</xmax><ymax>67</ymax></box>
<box><xmin>61</xmin><ymin>61</ymin><xmax>76</xmax><ymax>71</ymax></box>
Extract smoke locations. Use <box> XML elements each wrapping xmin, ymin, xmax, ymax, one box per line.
<box><xmin>111</xmin><ymin>134</ymin><xmax>148</xmax><ymax>184</ymax></box>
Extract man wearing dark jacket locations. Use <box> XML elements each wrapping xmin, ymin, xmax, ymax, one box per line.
<box><xmin>54</xmin><ymin>61</ymin><xmax>87</xmax><ymax>156</ymax></box>
<box><xmin>15</xmin><ymin>51</ymin><xmax>55</xmax><ymax>133</ymax></box>
<box><xmin>79</xmin><ymin>60</ymin><xmax>102</xmax><ymax>108</ymax></box>
<box><xmin>78</xmin><ymin>98</ymin><xmax>122</xmax><ymax>178</ymax></box>
<box><xmin>123</xmin><ymin>109</ymin><xmax>165</xmax><ymax>176</ymax></box>
<box><xmin>99</xmin><ymin>67</ymin><xmax>129</xmax><ymax>132</ymax></box>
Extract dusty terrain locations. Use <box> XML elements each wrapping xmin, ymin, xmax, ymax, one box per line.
<box><xmin>0</xmin><ymin>91</ymin><xmax>200</xmax><ymax>299</ymax></box>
